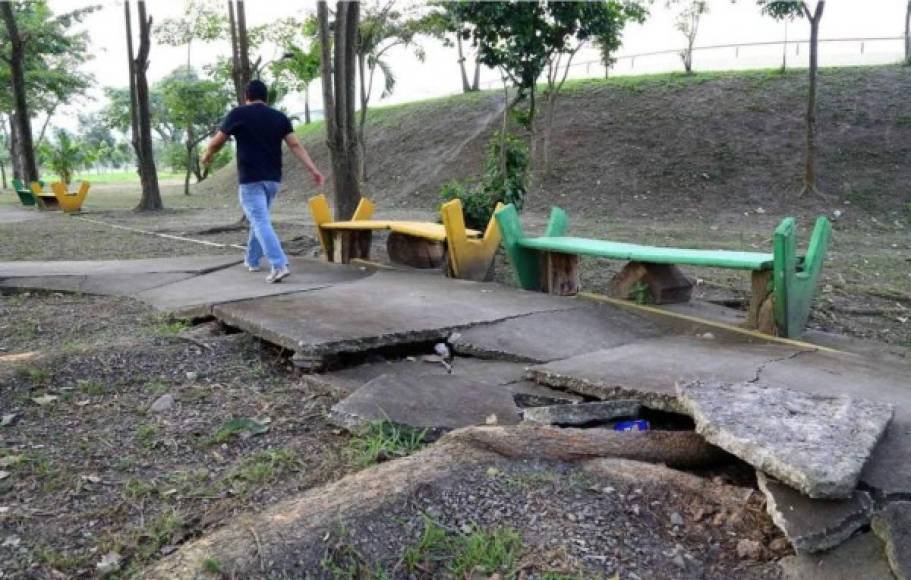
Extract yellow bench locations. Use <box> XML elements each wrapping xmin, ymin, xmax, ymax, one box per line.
<box><xmin>50</xmin><ymin>181</ymin><xmax>90</xmax><ymax>213</ymax></box>
<box><xmin>29</xmin><ymin>181</ymin><xmax>90</xmax><ymax>213</ymax></box>
<box><xmin>308</xmin><ymin>194</ymin><xmax>502</xmax><ymax>281</ymax></box>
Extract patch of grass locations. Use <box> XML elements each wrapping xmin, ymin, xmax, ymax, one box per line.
<box><xmin>201</xmin><ymin>556</ymin><xmax>222</xmax><ymax>574</ymax></box>
<box><xmin>77</xmin><ymin>379</ymin><xmax>109</xmax><ymax>396</ymax></box>
<box><xmin>36</xmin><ymin>546</ymin><xmax>93</xmax><ymax>572</ymax></box>
<box><xmin>629</xmin><ymin>281</ymin><xmax>654</xmax><ymax>305</ymax></box>
<box><xmin>227</xmin><ymin>448</ymin><xmax>300</xmax><ymax>489</ymax></box>
<box><xmin>346</xmin><ymin>420</ymin><xmax>427</xmax><ymax>467</ymax></box>
<box><xmin>134</xmin><ymin>423</ymin><xmax>160</xmax><ymax>450</ymax></box>
<box><xmin>122</xmin><ymin>477</ymin><xmax>157</xmax><ymax>501</ymax></box>
<box><xmin>208</xmin><ymin>417</ymin><xmax>270</xmax><ymax>445</ymax></box>
<box><xmin>403</xmin><ymin>516</ymin><xmax>455</xmax><ymax>572</ymax></box>
<box><xmin>896</xmin><ymin>114</ymin><xmax>911</xmax><ymax>127</ymax></box>
<box><xmin>23</xmin><ymin>366</ymin><xmax>49</xmax><ymax>384</ymax></box>
<box><xmin>403</xmin><ymin>518</ymin><xmax>524</xmax><ymax>577</ymax></box>
<box><xmin>145</xmin><ymin>380</ymin><xmax>169</xmax><ymax>395</ymax></box>
<box><xmin>131</xmin><ymin>508</ymin><xmax>185</xmax><ymax>562</ymax></box>
<box><xmin>149</xmin><ymin>318</ymin><xmax>189</xmax><ymax>338</ymax></box>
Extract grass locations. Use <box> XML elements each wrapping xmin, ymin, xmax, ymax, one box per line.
<box><xmin>222</xmin><ymin>448</ymin><xmax>300</xmax><ymax>492</ymax></box>
<box><xmin>403</xmin><ymin>517</ymin><xmax>525</xmax><ymax>577</ymax></box>
<box><xmin>346</xmin><ymin>420</ymin><xmax>427</xmax><ymax>467</ymax></box>
<box><xmin>77</xmin><ymin>379</ymin><xmax>109</xmax><ymax>396</ymax></box>
<box><xmin>38</xmin><ymin>170</ymin><xmax>184</xmax><ymax>185</ymax></box>
<box><xmin>202</xmin><ymin>556</ymin><xmax>222</xmax><ymax>574</ymax></box>
<box><xmin>208</xmin><ymin>417</ymin><xmax>270</xmax><ymax>445</ymax></box>
<box><xmin>149</xmin><ymin>318</ymin><xmax>189</xmax><ymax>338</ymax></box>
<box><xmin>134</xmin><ymin>423</ymin><xmax>160</xmax><ymax>450</ymax></box>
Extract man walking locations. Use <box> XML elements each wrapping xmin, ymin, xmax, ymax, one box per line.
<box><xmin>202</xmin><ymin>80</ymin><xmax>324</xmax><ymax>283</ymax></box>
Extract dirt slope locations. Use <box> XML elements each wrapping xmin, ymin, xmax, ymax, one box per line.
<box><xmin>197</xmin><ymin>66</ymin><xmax>911</xmax><ymax>223</ymax></box>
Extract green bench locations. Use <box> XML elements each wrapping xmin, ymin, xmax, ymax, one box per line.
<box><xmin>12</xmin><ymin>178</ymin><xmax>40</xmax><ymax>206</ymax></box>
<box><xmin>495</xmin><ymin>204</ymin><xmax>831</xmax><ymax>339</ymax></box>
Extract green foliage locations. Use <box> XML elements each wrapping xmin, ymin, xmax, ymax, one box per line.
<box><xmin>201</xmin><ymin>557</ymin><xmax>222</xmax><ymax>574</ymax></box>
<box><xmin>228</xmin><ymin>448</ymin><xmax>300</xmax><ymax>487</ymax></box>
<box><xmin>439</xmin><ymin>180</ymin><xmax>495</xmax><ymax>231</ymax></box>
<box><xmin>758</xmin><ymin>1</ymin><xmax>808</xmax><ymax>20</ymax></box>
<box><xmin>403</xmin><ymin>517</ymin><xmax>525</xmax><ymax>577</ymax></box>
<box><xmin>154</xmin><ymin>0</ymin><xmax>225</xmax><ymax>67</ymax></box>
<box><xmin>484</xmin><ymin>133</ymin><xmax>530</xmax><ymax>210</ymax></box>
<box><xmin>346</xmin><ymin>420</ymin><xmax>427</xmax><ymax>467</ymax></box>
<box><xmin>37</xmin><ymin>129</ymin><xmax>83</xmax><ymax>184</ymax></box>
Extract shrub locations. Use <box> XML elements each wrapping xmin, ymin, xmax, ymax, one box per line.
<box><xmin>439</xmin><ymin>180</ymin><xmax>495</xmax><ymax>231</ymax></box>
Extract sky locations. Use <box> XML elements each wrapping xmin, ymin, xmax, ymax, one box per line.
<box><xmin>48</xmin><ymin>0</ymin><xmax>910</xmax><ymax>132</ymax></box>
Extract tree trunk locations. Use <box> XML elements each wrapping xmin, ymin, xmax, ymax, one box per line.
<box><xmin>1</xmin><ymin>3</ymin><xmax>39</xmax><ymax>183</ymax></box>
<box><xmin>456</xmin><ymin>34</ymin><xmax>471</xmax><ymax>93</ymax></box>
<box><xmin>357</xmin><ymin>51</ymin><xmax>368</xmax><ymax>182</ymax></box>
<box><xmin>905</xmin><ymin>0</ymin><xmax>910</xmax><ymax>65</ymax></box>
<box><xmin>237</xmin><ymin>1</ymin><xmax>251</xmax><ymax>87</ymax></box>
<box><xmin>0</xmin><ymin>159</ymin><xmax>6</xmax><ymax>190</ymax></box>
<box><xmin>8</xmin><ymin>114</ymin><xmax>23</xmax><ymax>182</ymax></box>
<box><xmin>125</xmin><ymin>2</ymin><xmax>141</xmax><ymax>176</ymax></box>
<box><xmin>227</xmin><ymin>1</ymin><xmax>242</xmax><ymax>105</ymax></box>
<box><xmin>472</xmin><ymin>55</ymin><xmax>481</xmax><ymax>91</ymax></box>
<box><xmin>801</xmin><ymin>1</ymin><xmax>825</xmax><ymax>196</ymax></box>
<box><xmin>184</xmin><ymin>127</ymin><xmax>193</xmax><ymax>195</ymax></box>
<box><xmin>304</xmin><ymin>87</ymin><xmax>311</xmax><ymax>124</ymax></box>
<box><xmin>133</xmin><ymin>1</ymin><xmax>163</xmax><ymax>211</ymax></box>
<box><xmin>318</xmin><ymin>1</ymin><xmax>362</xmax><ymax>220</ymax></box>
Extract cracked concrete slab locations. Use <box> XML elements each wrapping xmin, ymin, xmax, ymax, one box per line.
<box><xmin>678</xmin><ymin>381</ymin><xmax>892</xmax><ymax>498</ymax></box>
<box><xmin>450</xmin><ymin>305</ymin><xmax>667</xmax><ymax>363</ymax></box>
<box><xmin>328</xmin><ymin>373</ymin><xmax>521</xmax><ymax>439</ymax></box>
<box><xmin>0</xmin><ymin>273</ymin><xmax>196</xmax><ymax>296</ymax></box>
<box><xmin>757</xmin><ymin>472</ymin><xmax>873</xmax><ymax>553</ymax></box>
<box><xmin>779</xmin><ymin>532</ymin><xmax>895</xmax><ymax>580</ymax></box>
<box><xmin>213</xmin><ymin>269</ymin><xmax>575</xmax><ymax>367</ymax></box>
<box><xmin>0</xmin><ymin>256</ymin><xmax>240</xmax><ymax>278</ymax></box>
<box><xmin>136</xmin><ymin>257</ymin><xmax>374</xmax><ymax>317</ymax></box>
<box><xmin>527</xmin><ymin>336</ymin><xmax>805</xmax><ymax>412</ymax></box>
<box><xmin>872</xmin><ymin>501</ymin><xmax>911</xmax><ymax>580</ymax></box>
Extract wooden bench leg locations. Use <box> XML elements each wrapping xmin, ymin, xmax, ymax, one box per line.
<box><xmin>609</xmin><ymin>262</ymin><xmax>693</xmax><ymax>304</ymax></box>
<box><xmin>746</xmin><ymin>270</ymin><xmax>774</xmax><ymax>331</ymax></box>
<box><xmin>541</xmin><ymin>251</ymin><xmax>580</xmax><ymax>295</ymax></box>
<box><xmin>330</xmin><ymin>230</ymin><xmax>372</xmax><ymax>264</ymax></box>
<box><xmin>386</xmin><ymin>232</ymin><xmax>446</xmax><ymax>269</ymax></box>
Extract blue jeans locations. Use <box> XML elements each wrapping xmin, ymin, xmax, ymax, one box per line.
<box><xmin>239</xmin><ymin>181</ymin><xmax>287</xmax><ymax>269</ymax></box>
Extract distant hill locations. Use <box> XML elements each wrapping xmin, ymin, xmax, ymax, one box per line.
<box><xmin>196</xmin><ymin>66</ymin><xmax>911</xmax><ymax>223</ymax></box>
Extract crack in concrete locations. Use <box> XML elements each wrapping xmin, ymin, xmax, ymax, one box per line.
<box><xmin>749</xmin><ymin>348</ymin><xmax>814</xmax><ymax>384</ymax></box>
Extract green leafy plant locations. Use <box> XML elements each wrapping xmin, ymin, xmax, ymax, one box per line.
<box><xmin>629</xmin><ymin>281</ymin><xmax>654</xmax><ymax>305</ymax></box>
<box><xmin>439</xmin><ymin>180</ymin><xmax>495</xmax><ymax>231</ymax></box>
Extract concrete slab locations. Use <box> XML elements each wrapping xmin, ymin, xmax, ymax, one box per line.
<box><xmin>0</xmin><ymin>256</ymin><xmax>240</xmax><ymax>278</ymax></box>
<box><xmin>213</xmin><ymin>270</ymin><xmax>575</xmax><ymax>367</ymax></box>
<box><xmin>779</xmin><ymin>532</ymin><xmax>894</xmax><ymax>580</ymax></box>
<box><xmin>527</xmin><ymin>336</ymin><xmax>805</xmax><ymax>412</ymax></box>
<box><xmin>304</xmin><ymin>357</ymin><xmax>582</xmax><ymax>407</ymax></box>
<box><xmin>135</xmin><ymin>257</ymin><xmax>374</xmax><ymax>317</ymax></box>
<box><xmin>328</xmin><ymin>373</ymin><xmax>521</xmax><ymax>439</ymax></box>
<box><xmin>0</xmin><ymin>273</ymin><xmax>195</xmax><ymax>296</ymax></box>
<box><xmin>522</xmin><ymin>400</ymin><xmax>641</xmax><ymax>426</ymax></box>
<box><xmin>872</xmin><ymin>501</ymin><xmax>911</xmax><ymax>580</ymax></box>
<box><xmin>758</xmin><ymin>351</ymin><xmax>911</xmax><ymax>499</ymax></box>
<box><xmin>678</xmin><ymin>381</ymin><xmax>892</xmax><ymax>499</ymax></box>
<box><xmin>451</xmin><ymin>305</ymin><xmax>667</xmax><ymax>363</ymax></box>
<box><xmin>757</xmin><ymin>472</ymin><xmax>873</xmax><ymax>553</ymax></box>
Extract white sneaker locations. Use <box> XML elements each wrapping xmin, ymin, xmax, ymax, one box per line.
<box><xmin>245</xmin><ymin>262</ymin><xmax>261</xmax><ymax>272</ymax></box>
<box><xmin>266</xmin><ymin>265</ymin><xmax>290</xmax><ymax>284</ymax></box>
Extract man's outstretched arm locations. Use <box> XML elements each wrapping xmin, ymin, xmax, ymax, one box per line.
<box><xmin>201</xmin><ymin>131</ymin><xmax>228</xmax><ymax>166</ymax></box>
<box><xmin>284</xmin><ymin>133</ymin><xmax>325</xmax><ymax>187</ymax></box>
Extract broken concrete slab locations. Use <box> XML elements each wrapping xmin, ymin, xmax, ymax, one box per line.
<box><xmin>136</xmin><ymin>257</ymin><xmax>374</xmax><ymax>317</ymax></box>
<box><xmin>872</xmin><ymin>501</ymin><xmax>911</xmax><ymax>580</ymax></box>
<box><xmin>527</xmin><ymin>336</ymin><xmax>804</xmax><ymax>412</ymax></box>
<box><xmin>757</xmin><ymin>350</ymin><xmax>911</xmax><ymax>500</ymax></box>
<box><xmin>678</xmin><ymin>381</ymin><xmax>892</xmax><ymax>499</ymax></box>
<box><xmin>779</xmin><ymin>532</ymin><xmax>895</xmax><ymax>580</ymax></box>
<box><xmin>0</xmin><ymin>272</ymin><xmax>196</xmax><ymax>296</ymax></box>
<box><xmin>213</xmin><ymin>269</ymin><xmax>575</xmax><ymax>368</ymax></box>
<box><xmin>450</xmin><ymin>305</ymin><xmax>666</xmax><ymax>363</ymax></box>
<box><xmin>522</xmin><ymin>400</ymin><xmax>641</xmax><ymax>426</ymax></box>
<box><xmin>757</xmin><ymin>472</ymin><xmax>873</xmax><ymax>553</ymax></box>
<box><xmin>328</xmin><ymin>373</ymin><xmax>521</xmax><ymax>439</ymax></box>
<box><xmin>0</xmin><ymin>256</ymin><xmax>240</xmax><ymax>278</ymax></box>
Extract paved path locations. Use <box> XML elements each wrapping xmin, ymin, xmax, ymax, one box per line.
<box><xmin>0</xmin><ymin>203</ymin><xmax>48</xmax><ymax>224</ymax></box>
<box><xmin>1</xmin><ymin>254</ymin><xmax>909</xmax><ymax>577</ymax></box>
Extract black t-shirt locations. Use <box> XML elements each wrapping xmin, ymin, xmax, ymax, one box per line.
<box><xmin>219</xmin><ymin>103</ymin><xmax>294</xmax><ymax>184</ymax></box>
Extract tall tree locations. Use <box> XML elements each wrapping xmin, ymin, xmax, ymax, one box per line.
<box><xmin>318</xmin><ymin>0</ymin><xmax>362</xmax><ymax>220</ymax></box>
<box><xmin>161</xmin><ymin>66</ymin><xmax>232</xmax><ymax>194</ymax></box>
<box><xmin>127</xmin><ymin>0</ymin><xmax>162</xmax><ymax>211</ymax></box>
<box><xmin>271</xmin><ymin>42</ymin><xmax>320</xmax><ymax>124</ymax></box>
<box><xmin>226</xmin><ymin>0</ymin><xmax>251</xmax><ymax>106</ymax></box>
<box><xmin>759</xmin><ymin>0</ymin><xmax>825</xmax><ymax>196</ymax></box>
<box><xmin>357</xmin><ymin>1</ymin><xmax>423</xmax><ymax>181</ymax></box>
<box><xmin>667</xmin><ymin>0</ymin><xmax>708</xmax><ymax>74</ymax></box>
<box><xmin>1</xmin><ymin>3</ymin><xmax>38</xmax><ymax>182</ymax></box>
<box><xmin>905</xmin><ymin>1</ymin><xmax>910</xmax><ymax>65</ymax></box>
<box><xmin>418</xmin><ymin>4</ymin><xmax>481</xmax><ymax>93</ymax></box>
<box><xmin>155</xmin><ymin>0</ymin><xmax>224</xmax><ymax>70</ymax></box>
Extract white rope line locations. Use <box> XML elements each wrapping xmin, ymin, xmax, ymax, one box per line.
<box><xmin>72</xmin><ymin>215</ymin><xmax>247</xmax><ymax>251</ymax></box>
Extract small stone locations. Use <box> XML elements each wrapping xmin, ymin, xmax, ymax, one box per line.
<box><xmin>769</xmin><ymin>537</ymin><xmax>791</xmax><ymax>554</ymax></box>
<box><xmin>0</xmin><ymin>471</ymin><xmax>9</xmax><ymax>481</ymax></box>
<box><xmin>96</xmin><ymin>551</ymin><xmax>121</xmax><ymax>576</ymax></box>
<box><xmin>670</xmin><ymin>512</ymin><xmax>684</xmax><ymax>526</ymax></box>
<box><xmin>671</xmin><ymin>553</ymin><xmax>686</xmax><ymax>569</ymax></box>
<box><xmin>31</xmin><ymin>394</ymin><xmax>58</xmax><ymax>406</ymax></box>
<box><xmin>185</xmin><ymin>371</ymin><xmax>198</xmax><ymax>381</ymax></box>
<box><xmin>736</xmin><ymin>539</ymin><xmax>763</xmax><ymax>560</ymax></box>
<box><xmin>871</xmin><ymin>501</ymin><xmax>911</xmax><ymax>580</ymax></box>
<box><xmin>0</xmin><ymin>413</ymin><xmax>18</xmax><ymax>427</ymax></box>
<box><xmin>148</xmin><ymin>394</ymin><xmax>175</xmax><ymax>413</ymax></box>
<box><xmin>2</xmin><ymin>535</ymin><xmax>20</xmax><ymax>547</ymax></box>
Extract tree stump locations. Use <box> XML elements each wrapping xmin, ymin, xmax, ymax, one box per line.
<box><xmin>330</xmin><ymin>230</ymin><xmax>372</xmax><ymax>264</ymax></box>
<box><xmin>386</xmin><ymin>232</ymin><xmax>446</xmax><ymax>269</ymax></box>
<box><xmin>541</xmin><ymin>251</ymin><xmax>580</xmax><ymax>295</ymax></box>
<box><xmin>609</xmin><ymin>261</ymin><xmax>693</xmax><ymax>304</ymax></box>
<box><xmin>746</xmin><ymin>270</ymin><xmax>773</xmax><ymax>330</ymax></box>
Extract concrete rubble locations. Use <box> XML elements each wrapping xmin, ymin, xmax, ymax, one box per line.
<box><xmin>757</xmin><ymin>472</ymin><xmax>872</xmax><ymax>553</ymax></box>
<box><xmin>872</xmin><ymin>501</ymin><xmax>911</xmax><ymax>580</ymax></box>
<box><xmin>522</xmin><ymin>400</ymin><xmax>641</xmax><ymax>426</ymax></box>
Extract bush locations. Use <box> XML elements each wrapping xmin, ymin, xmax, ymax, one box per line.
<box><xmin>439</xmin><ymin>180</ymin><xmax>495</xmax><ymax>231</ymax></box>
